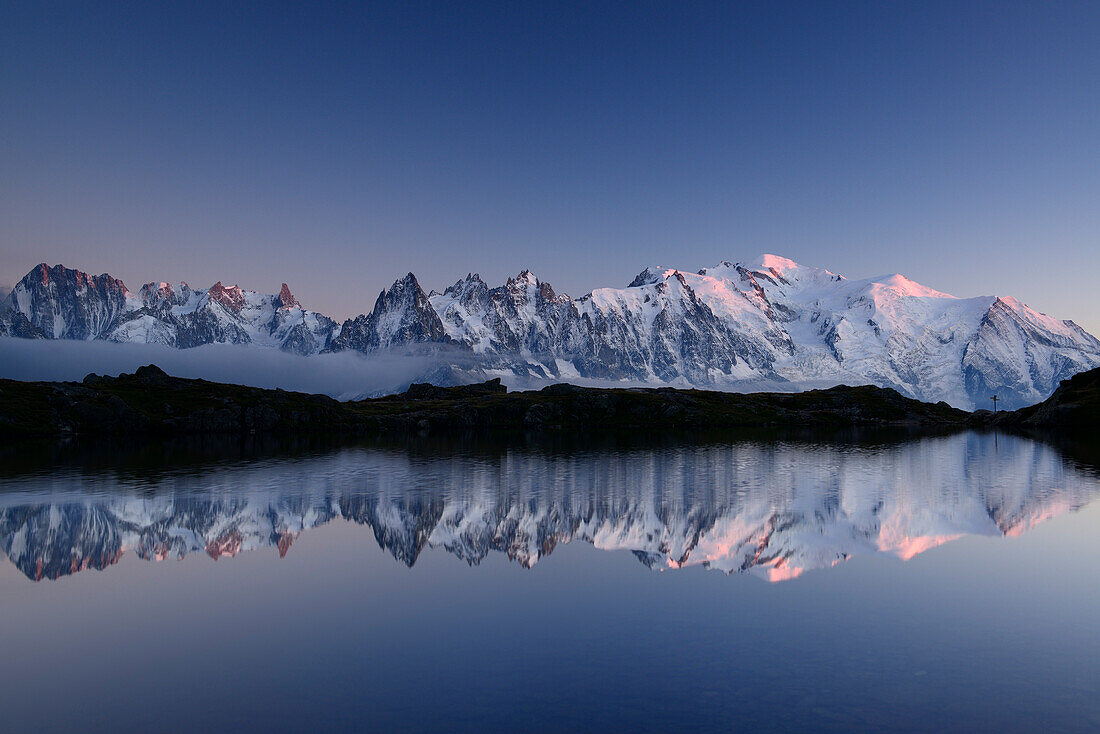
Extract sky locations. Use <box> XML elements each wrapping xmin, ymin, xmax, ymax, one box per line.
<box><xmin>2</xmin><ymin>1</ymin><xmax>1098</xmax><ymax>332</ymax></box>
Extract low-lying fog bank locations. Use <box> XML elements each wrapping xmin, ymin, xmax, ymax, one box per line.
<box><xmin>0</xmin><ymin>337</ymin><xmax>851</xmax><ymax>399</ymax></box>
<box><xmin>0</xmin><ymin>337</ymin><xmax>439</xmax><ymax>399</ymax></box>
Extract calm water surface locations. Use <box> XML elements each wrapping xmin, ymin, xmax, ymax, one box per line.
<box><xmin>1</xmin><ymin>431</ymin><xmax>1099</xmax><ymax>732</ymax></box>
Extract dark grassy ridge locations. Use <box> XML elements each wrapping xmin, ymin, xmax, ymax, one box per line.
<box><xmin>1</xmin><ymin>363</ymin><xmax>1095</xmax><ymax>439</ymax></box>
<box><xmin>362</xmin><ymin>380</ymin><xmax>972</xmax><ymax>431</ymax></box>
<box><xmin>0</xmin><ymin>365</ymin><xmax>358</xmax><ymax>437</ymax></box>
<box><xmin>992</xmin><ymin>366</ymin><xmax>1100</xmax><ymax>429</ymax></box>
<box><xmin>0</xmin><ymin>363</ymin><xmax>975</xmax><ymax>438</ymax></box>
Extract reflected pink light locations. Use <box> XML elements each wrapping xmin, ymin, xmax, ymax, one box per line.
<box><xmin>1002</xmin><ymin>500</ymin><xmax>1074</xmax><ymax>537</ymax></box>
<box><xmin>764</xmin><ymin>561</ymin><xmax>805</xmax><ymax>582</ymax></box>
<box><xmin>879</xmin><ymin>534</ymin><xmax>962</xmax><ymax>561</ymax></box>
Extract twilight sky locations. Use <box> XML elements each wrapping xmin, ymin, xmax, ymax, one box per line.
<box><xmin>2</xmin><ymin>1</ymin><xmax>1098</xmax><ymax>331</ymax></box>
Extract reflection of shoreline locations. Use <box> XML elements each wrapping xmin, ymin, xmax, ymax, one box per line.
<box><xmin>1</xmin><ymin>432</ymin><xmax>1096</xmax><ymax>583</ymax></box>
<box><xmin>0</xmin><ymin>427</ymin><xmax>975</xmax><ymax>482</ymax></box>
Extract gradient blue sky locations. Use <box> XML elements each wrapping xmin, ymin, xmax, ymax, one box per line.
<box><xmin>2</xmin><ymin>1</ymin><xmax>1098</xmax><ymax>331</ymax></box>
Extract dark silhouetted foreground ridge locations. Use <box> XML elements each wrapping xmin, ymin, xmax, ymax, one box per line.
<box><xmin>0</xmin><ymin>365</ymin><xmax>1095</xmax><ymax>438</ymax></box>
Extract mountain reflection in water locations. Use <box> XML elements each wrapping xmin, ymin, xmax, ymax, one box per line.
<box><xmin>1</xmin><ymin>431</ymin><xmax>1096</xmax><ymax>583</ymax></box>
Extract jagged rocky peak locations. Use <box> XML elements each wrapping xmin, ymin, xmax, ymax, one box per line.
<box><xmin>207</xmin><ymin>281</ymin><xmax>245</xmax><ymax>312</ymax></box>
<box><xmin>30</xmin><ymin>263</ymin><xmax>49</xmax><ymax>285</ymax></box>
<box><xmin>276</xmin><ymin>283</ymin><xmax>299</xmax><ymax>309</ymax></box>
<box><xmin>442</xmin><ymin>273</ymin><xmax>486</xmax><ymax>298</ymax></box>
<box><xmin>140</xmin><ymin>281</ymin><xmax>173</xmax><ymax>300</ymax></box>
<box><xmin>503</xmin><ymin>268</ymin><xmax>562</xmax><ymax>303</ymax></box>
<box><xmin>328</xmin><ymin>271</ymin><xmax>448</xmax><ymax>353</ymax></box>
<box><xmin>138</xmin><ymin>281</ymin><xmax>187</xmax><ymax>309</ymax></box>
<box><xmin>377</xmin><ymin>273</ymin><xmax>432</xmax><ymax>312</ymax></box>
<box><xmin>9</xmin><ymin>263</ymin><xmax>132</xmax><ymax>339</ymax></box>
<box><xmin>538</xmin><ymin>279</ymin><xmax>560</xmax><ymax>302</ymax></box>
<box><xmin>25</xmin><ymin>262</ymin><xmax>129</xmax><ymax>293</ymax></box>
<box><xmin>374</xmin><ymin>273</ymin><xmax>448</xmax><ymax>346</ymax></box>
<box><xmin>628</xmin><ymin>266</ymin><xmax>672</xmax><ymax>287</ymax></box>
<box><xmin>641</xmin><ymin>269</ymin><xmax>694</xmax><ymax>300</ymax></box>
<box><xmin>507</xmin><ymin>268</ymin><xmax>538</xmax><ymax>287</ymax></box>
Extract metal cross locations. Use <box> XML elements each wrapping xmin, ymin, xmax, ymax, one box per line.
<box><xmin>990</xmin><ymin>394</ymin><xmax>999</xmax><ymax>412</ymax></box>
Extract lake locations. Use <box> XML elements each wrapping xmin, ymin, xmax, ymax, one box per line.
<box><xmin>1</xmin><ymin>430</ymin><xmax>1098</xmax><ymax>732</ymax></box>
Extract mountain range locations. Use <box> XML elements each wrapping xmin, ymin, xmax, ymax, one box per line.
<box><xmin>2</xmin><ymin>254</ymin><xmax>1098</xmax><ymax>409</ymax></box>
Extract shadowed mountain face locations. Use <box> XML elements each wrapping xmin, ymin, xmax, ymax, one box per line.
<box><xmin>2</xmin><ymin>432</ymin><xmax>1095</xmax><ymax>583</ymax></box>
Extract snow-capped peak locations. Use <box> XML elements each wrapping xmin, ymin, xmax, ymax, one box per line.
<box><xmin>628</xmin><ymin>266</ymin><xmax>678</xmax><ymax>287</ymax></box>
<box><xmin>139</xmin><ymin>281</ymin><xmax>176</xmax><ymax>303</ymax></box>
<box><xmin>732</xmin><ymin>253</ymin><xmax>844</xmax><ymax>286</ymax></box>
<box><xmin>277</xmin><ymin>283</ymin><xmax>299</xmax><ymax>309</ymax></box>
<box><xmin>441</xmin><ymin>273</ymin><xmax>485</xmax><ymax>298</ymax></box>
<box><xmin>748</xmin><ymin>253</ymin><xmax>801</xmax><ymax>274</ymax></box>
<box><xmin>206</xmin><ymin>281</ymin><xmax>245</xmax><ymax>312</ymax></box>
<box><xmin>509</xmin><ymin>269</ymin><xmax>538</xmax><ymax>286</ymax></box>
<box><xmin>864</xmin><ymin>273</ymin><xmax>955</xmax><ymax>299</ymax></box>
